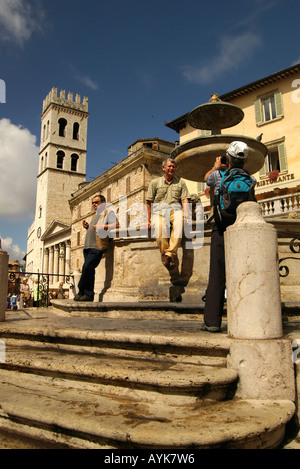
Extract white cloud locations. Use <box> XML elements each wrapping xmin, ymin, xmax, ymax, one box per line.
<box><xmin>181</xmin><ymin>32</ymin><xmax>262</xmax><ymax>84</ymax></box>
<box><xmin>0</xmin><ymin>235</ymin><xmax>25</xmax><ymax>263</ymax></box>
<box><xmin>76</xmin><ymin>74</ymin><xmax>99</xmax><ymax>90</ymax></box>
<box><xmin>0</xmin><ymin>118</ymin><xmax>38</xmax><ymax>219</ymax></box>
<box><xmin>0</xmin><ymin>0</ymin><xmax>44</xmax><ymax>45</ymax></box>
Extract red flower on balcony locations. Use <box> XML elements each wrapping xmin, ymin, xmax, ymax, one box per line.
<box><xmin>267</xmin><ymin>169</ymin><xmax>280</xmax><ymax>181</ymax></box>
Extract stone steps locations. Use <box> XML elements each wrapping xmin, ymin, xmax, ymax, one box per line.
<box><xmin>1</xmin><ymin>341</ymin><xmax>237</xmax><ymax>401</ymax></box>
<box><xmin>0</xmin><ymin>308</ymin><xmax>296</xmax><ymax>449</ymax></box>
<box><xmin>0</xmin><ymin>369</ymin><xmax>294</xmax><ymax>449</ymax></box>
<box><xmin>51</xmin><ymin>299</ymin><xmax>206</xmax><ymax>320</ymax></box>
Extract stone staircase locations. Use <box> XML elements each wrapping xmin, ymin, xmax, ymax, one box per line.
<box><xmin>0</xmin><ymin>303</ymin><xmax>296</xmax><ymax>449</ymax></box>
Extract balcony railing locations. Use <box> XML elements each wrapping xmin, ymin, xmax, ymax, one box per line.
<box><xmin>258</xmin><ymin>192</ymin><xmax>300</xmax><ymax>217</ymax></box>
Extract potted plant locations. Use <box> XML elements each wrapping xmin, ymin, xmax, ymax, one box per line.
<box><xmin>204</xmin><ymin>187</ymin><xmax>210</xmax><ymax>198</ymax></box>
<box><xmin>267</xmin><ymin>169</ymin><xmax>280</xmax><ymax>181</ymax></box>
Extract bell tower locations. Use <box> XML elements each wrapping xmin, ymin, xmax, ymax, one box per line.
<box><xmin>26</xmin><ymin>88</ymin><xmax>89</xmax><ymax>273</ymax></box>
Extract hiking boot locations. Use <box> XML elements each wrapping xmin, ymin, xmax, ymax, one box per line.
<box><xmin>200</xmin><ymin>324</ymin><xmax>222</xmax><ymax>333</ymax></box>
<box><xmin>79</xmin><ymin>295</ymin><xmax>94</xmax><ymax>302</ymax></box>
<box><xmin>74</xmin><ymin>293</ymin><xmax>83</xmax><ymax>301</ymax></box>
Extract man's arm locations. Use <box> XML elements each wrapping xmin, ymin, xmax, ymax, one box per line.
<box><xmin>204</xmin><ymin>156</ymin><xmax>224</xmax><ymax>181</ymax></box>
<box><xmin>94</xmin><ymin>212</ymin><xmax>119</xmax><ymax>232</ymax></box>
<box><xmin>182</xmin><ymin>198</ymin><xmax>191</xmax><ymax>220</ymax></box>
<box><xmin>146</xmin><ymin>200</ymin><xmax>152</xmax><ymax>229</ymax></box>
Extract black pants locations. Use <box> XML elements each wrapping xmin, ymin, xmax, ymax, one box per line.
<box><xmin>78</xmin><ymin>248</ymin><xmax>103</xmax><ymax>300</ymax></box>
<box><xmin>204</xmin><ymin>224</ymin><xmax>227</xmax><ymax>328</ymax></box>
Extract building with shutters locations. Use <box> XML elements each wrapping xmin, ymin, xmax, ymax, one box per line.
<box><xmin>166</xmin><ymin>62</ymin><xmax>300</xmax><ymax>220</ymax></box>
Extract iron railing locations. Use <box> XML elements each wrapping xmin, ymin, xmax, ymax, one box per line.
<box><xmin>8</xmin><ymin>271</ymin><xmax>74</xmax><ymax>307</ymax></box>
<box><xmin>279</xmin><ymin>238</ymin><xmax>300</xmax><ymax>277</ymax></box>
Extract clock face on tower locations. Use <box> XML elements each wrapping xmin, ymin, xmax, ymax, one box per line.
<box><xmin>37</xmin><ymin>227</ymin><xmax>41</xmax><ymax>238</ymax></box>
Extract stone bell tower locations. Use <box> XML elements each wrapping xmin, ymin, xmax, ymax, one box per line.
<box><xmin>26</xmin><ymin>88</ymin><xmax>89</xmax><ymax>274</ymax></box>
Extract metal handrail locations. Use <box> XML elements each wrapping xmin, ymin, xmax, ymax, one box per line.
<box><xmin>8</xmin><ymin>271</ymin><xmax>74</xmax><ymax>307</ymax></box>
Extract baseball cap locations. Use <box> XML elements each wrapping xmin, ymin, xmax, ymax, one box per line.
<box><xmin>227</xmin><ymin>141</ymin><xmax>249</xmax><ymax>159</ymax></box>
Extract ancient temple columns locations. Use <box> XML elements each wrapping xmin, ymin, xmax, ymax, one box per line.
<box><xmin>43</xmin><ymin>241</ymin><xmax>70</xmax><ymax>285</ymax></box>
<box><xmin>65</xmin><ymin>241</ymin><xmax>71</xmax><ymax>276</ymax></box>
<box><xmin>43</xmin><ymin>248</ymin><xmax>49</xmax><ymax>274</ymax></box>
<box><xmin>48</xmin><ymin>247</ymin><xmax>54</xmax><ymax>277</ymax></box>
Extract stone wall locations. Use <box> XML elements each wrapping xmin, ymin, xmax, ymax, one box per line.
<box><xmin>86</xmin><ymin>226</ymin><xmax>300</xmax><ymax>304</ymax></box>
<box><xmin>93</xmin><ymin>231</ymin><xmax>211</xmax><ymax>303</ymax></box>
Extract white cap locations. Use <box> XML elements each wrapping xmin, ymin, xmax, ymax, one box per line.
<box><xmin>227</xmin><ymin>141</ymin><xmax>249</xmax><ymax>159</ymax></box>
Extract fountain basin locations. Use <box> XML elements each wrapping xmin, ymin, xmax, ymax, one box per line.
<box><xmin>187</xmin><ymin>101</ymin><xmax>244</xmax><ymax>134</ymax></box>
<box><xmin>171</xmin><ymin>134</ymin><xmax>268</xmax><ymax>182</ymax></box>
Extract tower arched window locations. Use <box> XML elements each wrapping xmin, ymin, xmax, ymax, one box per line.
<box><xmin>73</xmin><ymin>122</ymin><xmax>79</xmax><ymax>140</ymax></box>
<box><xmin>58</xmin><ymin>118</ymin><xmax>67</xmax><ymax>137</ymax></box>
<box><xmin>71</xmin><ymin>153</ymin><xmax>79</xmax><ymax>171</ymax></box>
<box><xmin>56</xmin><ymin>150</ymin><xmax>65</xmax><ymax>169</ymax></box>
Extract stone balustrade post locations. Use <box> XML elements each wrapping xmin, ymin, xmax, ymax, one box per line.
<box><xmin>0</xmin><ymin>240</ymin><xmax>9</xmax><ymax>322</ymax></box>
<box><xmin>225</xmin><ymin>201</ymin><xmax>282</xmax><ymax>339</ymax></box>
<box><xmin>225</xmin><ymin>202</ymin><xmax>295</xmax><ymax>401</ymax></box>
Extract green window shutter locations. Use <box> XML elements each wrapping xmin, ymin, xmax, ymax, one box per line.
<box><xmin>259</xmin><ymin>157</ymin><xmax>268</xmax><ymax>178</ymax></box>
<box><xmin>197</xmin><ymin>182</ymin><xmax>205</xmax><ymax>192</ymax></box>
<box><xmin>278</xmin><ymin>143</ymin><xmax>287</xmax><ymax>172</ymax></box>
<box><xmin>274</xmin><ymin>90</ymin><xmax>284</xmax><ymax>118</ymax></box>
<box><xmin>254</xmin><ymin>98</ymin><xmax>263</xmax><ymax>125</ymax></box>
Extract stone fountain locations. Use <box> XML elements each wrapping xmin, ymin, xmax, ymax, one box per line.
<box><xmin>171</xmin><ymin>94</ymin><xmax>268</xmax><ymax>181</ymax></box>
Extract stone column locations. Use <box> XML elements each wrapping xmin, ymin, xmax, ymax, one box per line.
<box><xmin>65</xmin><ymin>240</ymin><xmax>71</xmax><ymax>276</ymax></box>
<box><xmin>59</xmin><ymin>243</ymin><xmax>65</xmax><ymax>281</ymax></box>
<box><xmin>48</xmin><ymin>246</ymin><xmax>54</xmax><ymax>285</ymax></box>
<box><xmin>53</xmin><ymin>245</ymin><xmax>59</xmax><ymax>283</ymax></box>
<box><xmin>225</xmin><ymin>202</ymin><xmax>295</xmax><ymax>402</ymax></box>
<box><xmin>0</xmin><ymin>240</ymin><xmax>8</xmax><ymax>322</ymax></box>
<box><xmin>225</xmin><ymin>201</ymin><xmax>282</xmax><ymax>339</ymax></box>
<box><xmin>43</xmin><ymin>248</ymin><xmax>49</xmax><ymax>274</ymax></box>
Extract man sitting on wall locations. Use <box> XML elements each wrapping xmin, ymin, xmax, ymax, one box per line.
<box><xmin>146</xmin><ymin>158</ymin><xmax>191</xmax><ymax>270</ymax></box>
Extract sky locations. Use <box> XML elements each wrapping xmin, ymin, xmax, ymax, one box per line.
<box><xmin>0</xmin><ymin>0</ymin><xmax>299</xmax><ymax>263</ymax></box>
